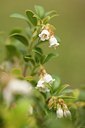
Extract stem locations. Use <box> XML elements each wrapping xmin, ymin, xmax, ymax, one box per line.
<box><xmin>23</xmin><ymin>63</ymin><xmax>28</xmax><ymax>77</ymax></box>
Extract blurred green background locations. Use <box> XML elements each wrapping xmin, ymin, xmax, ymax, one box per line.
<box><xmin>0</xmin><ymin>0</ymin><xmax>85</xmax><ymax>87</ymax></box>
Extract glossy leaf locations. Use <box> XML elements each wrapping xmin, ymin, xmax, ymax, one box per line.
<box><xmin>10</xmin><ymin>13</ymin><xmax>28</xmax><ymax>21</ymax></box>
<box><xmin>10</xmin><ymin>34</ymin><xmax>28</xmax><ymax>46</ymax></box>
<box><xmin>24</xmin><ymin>55</ymin><xmax>35</xmax><ymax>65</ymax></box>
<box><xmin>32</xmin><ymin>47</ymin><xmax>43</xmax><ymax>56</ymax></box>
<box><xmin>24</xmin><ymin>55</ymin><xmax>31</xmax><ymax>62</ymax></box>
<box><xmin>52</xmin><ymin>76</ymin><xmax>61</xmax><ymax>92</ymax></box>
<box><xmin>55</xmin><ymin>84</ymin><xmax>70</xmax><ymax>95</ymax></box>
<box><xmin>58</xmin><ymin>95</ymin><xmax>76</xmax><ymax>100</ymax></box>
<box><xmin>45</xmin><ymin>10</ymin><xmax>58</xmax><ymax>17</ymax></box>
<box><xmin>26</xmin><ymin>10</ymin><xmax>37</xmax><ymax>26</ymax></box>
<box><xmin>9</xmin><ymin>28</ymin><xmax>22</xmax><ymax>35</ymax></box>
<box><xmin>42</xmin><ymin>53</ymin><xmax>57</xmax><ymax>64</ymax></box>
<box><xmin>43</xmin><ymin>16</ymin><xmax>51</xmax><ymax>24</ymax></box>
<box><xmin>34</xmin><ymin>5</ymin><xmax>45</xmax><ymax>18</ymax></box>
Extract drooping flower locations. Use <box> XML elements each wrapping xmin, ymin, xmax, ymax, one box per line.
<box><xmin>43</xmin><ymin>73</ymin><xmax>55</xmax><ymax>83</ymax></box>
<box><xmin>56</xmin><ymin>108</ymin><xmax>63</xmax><ymax>118</ymax></box>
<box><xmin>36</xmin><ymin>78</ymin><xmax>50</xmax><ymax>92</ymax></box>
<box><xmin>49</xmin><ymin>36</ymin><xmax>59</xmax><ymax>48</ymax></box>
<box><xmin>36</xmin><ymin>79</ymin><xmax>44</xmax><ymax>88</ymax></box>
<box><xmin>36</xmin><ymin>67</ymin><xmax>55</xmax><ymax>92</ymax></box>
<box><xmin>63</xmin><ymin>110</ymin><xmax>71</xmax><ymax>118</ymax></box>
<box><xmin>39</xmin><ymin>29</ymin><xmax>50</xmax><ymax>41</ymax></box>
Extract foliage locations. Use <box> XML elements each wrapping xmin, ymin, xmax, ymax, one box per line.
<box><xmin>0</xmin><ymin>5</ymin><xmax>85</xmax><ymax>128</ymax></box>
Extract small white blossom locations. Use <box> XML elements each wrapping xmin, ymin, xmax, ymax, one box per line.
<box><xmin>36</xmin><ymin>79</ymin><xmax>49</xmax><ymax>92</ymax></box>
<box><xmin>49</xmin><ymin>36</ymin><xmax>59</xmax><ymax>47</ymax></box>
<box><xmin>56</xmin><ymin>108</ymin><xmax>63</xmax><ymax>118</ymax></box>
<box><xmin>3</xmin><ymin>78</ymin><xmax>32</xmax><ymax>106</ymax></box>
<box><xmin>36</xmin><ymin>79</ymin><xmax>44</xmax><ymax>88</ymax></box>
<box><xmin>39</xmin><ymin>29</ymin><xmax>50</xmax><ymax>41</ymax></box>
<box><xmin>43</xmin><ymin>73</ymin><xmax>55</xmax><ymax>83</ymax></box>
<box><xmin>63</xmin><ymin>110</ymin><xmax>71</xmax><ymax>118</ymax></box>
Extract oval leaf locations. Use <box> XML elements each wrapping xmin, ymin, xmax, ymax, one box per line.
<box><xmin>42</xmin><ymin>53</ymin><xmax>57</xmax><ymax>64</ymax></box>
<box><xmin>26</xmin><ymin>10</ymin><xmax>37</xmax><ymax>26</ymax></box>
<box><xmin>10</xmin><ymin>34</ymin><xmax>28</xmax><ymax>46</ymax></box>
<box><xmin>55</xmin><ymin>84</ymin><xmax>70</xmax><ymax>95</ymax></box>
<box><xmin>10</xmin><ymin>13</ymin><xmax>28</xmax><ymax>21</ymax></box>
<box><xmin>32</xmin><ymin>47</ymin><xmax>43</xmax><ymax>56</ymax></box>
<box><xmin>34</xmin><ymin>5</ymin><xmax>45</xmax><ymax>18</ymax></box>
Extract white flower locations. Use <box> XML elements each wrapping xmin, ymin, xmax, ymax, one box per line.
<box><xmin>36</xmin><ymin>79</ymin><xmax>44</xmax><ymax>88</ymax></box>
<box><xmin>3</xmin><ymin>78</ymin><xmax>32</xmax><ymax>106</ymax></box>
<box><xmin>39</xmin><ymin>29</ymin><xmax>50</xmax><ymax>41</ymax></box>
<box><xmin>36</xmin><ymin>79</ymin><xmax>49</xmax><ymax>92</ymax></box>
<box><xmin>63</xmin><ymin>110</ymin><xmax>71</xmax><ymax>118</ymax></box>
<box><xmin>43</xmin><ymin>73</ymin><xmax>55</xmax><ymax>83</ymax></box>
<box><xmin>49</xmin><ymin>36</ymin><xmax>59</xmax><ymax>47</ymax></box>
<box><xmin>56</xmin><ymin>108</ymin><xmax>63</xmax><ymax>118</ymax></box>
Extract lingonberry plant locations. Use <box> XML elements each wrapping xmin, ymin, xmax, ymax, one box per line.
<box><xmin>0</xmin><ymin>5</ymin><xmax>85</xmax><ymax>128</ymax></box>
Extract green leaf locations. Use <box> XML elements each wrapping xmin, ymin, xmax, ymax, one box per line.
<box><xmin>24</xmin><ymin>55</ymin><xmax>32</xmax><ymax>62</ymax></box>
<box><xmin>52</xmin><ymin>76</ymin><xmax>61</xmax><ymax>92</ymax></box>
<box><xmin>45</xmin><ymin>10</ymin><xmax>59</xmax><ymax>20</ymax></box>
<box><xmin>34</xmin><ymin>5</ymin><xmax>45</xmax><ymax>18</ymax></box>
<box><xmin>24</xmin><ymin>55</ymin><xmax>35</xmax><ymax>65</ymax></box>
<box><xmin>32</xmin><ymin>47</ymin><xmax>43</xmax><ymax>56</ymax></box>
<box><xmin>9</xmin><ymin>28</ymin><xmax>22</xmax><ymax>35</ymax></box>
<box><xmin>46</xmin><ymin>10</ymin><xmax>58</xmax><ymax>17</ymax></box>
<box><xmin>58</xmin><ymin>95</ymin><xmax>76</xmax><ymax>100</ymax></box>
<box><xmin>55</xmin><ymin>84</ymin><xmax>70</xmax><ymax>95</ymax></box>
<box><xmin>10</xmin><ymin>34</ymin><xmax>28</xmax><ymax>46</ymax></box>
<box><xmin>26</xmin><ymin>10</ymin><xmax>37</xmax><ymax>26</ymax></box>
<box><xmin>10</xmin><ymin>13</ymin><xmax>28</xmax><ymax>21</ymax></box>
<box><xmin>6</xmin><ymin>44</ymin><xmax>20</xmax><ymax>58</ymax></box>
<box><xmin>43</xmin><ymin>16</ymin><xmax>51</xmax><ymax>24</ymax></box>
<box><xmin>42</xmin><ymin>53</ymin><xmax>57</xmax><ymax>64</ymax></box>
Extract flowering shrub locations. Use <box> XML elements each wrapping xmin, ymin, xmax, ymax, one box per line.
<box><xmin>0</xmin><ymin>5</ymin><xmax>85</xmax><ymax>128</ymax></box>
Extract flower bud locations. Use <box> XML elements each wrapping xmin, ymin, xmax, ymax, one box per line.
<box><xmin>63</xmin><ymin>110</ymin><xmax>71</xmax><ymax>118</ymax></box>
<box><xmin>56</xmin><ymin>108</ymin><xmax>63</xmax><ymax>118</ymax></box>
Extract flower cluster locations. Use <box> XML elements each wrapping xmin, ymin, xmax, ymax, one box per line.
<box><xmin>36</xmin><ymin>66</ymin><xmax>55</xmax><ymax>92</ymax></box>
<box><xmin>48</xmin><ymin>97</ymin><xmax>71</xmax><ymax>118</ymax></box>
<box><xmin>39</xmin><ymin>24</ymin><xmax>59</xmax><ymax>48</ymax></box>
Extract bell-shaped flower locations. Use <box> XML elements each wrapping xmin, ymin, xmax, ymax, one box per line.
<box><xmin>43</xmin><ymin>73</ymin><xmax>55</xmax><ymax>83</ymax></box>
<box><xmin>56</xmin><ymin>108</ymin><xmax>63</xmax><ymax>118</ymax></box>
<box><xmin>39</xmin><ymin>29</ymin><xmax>50</xmax><ymax>41</ymax></box>
<box><xmin>63</xmin><ymin>110</ymin><xmax>71</xmax><ymax>118</ymax></box>
<box><xmin>36</xmin><ymin>79</ymin><xmax>44</xmax><ymax>88</ymax></box>
<box><xmin>49</xmin><ymin>36</ymin><xmax>59</xmax><ymax>47</ymax></box>
<box><xmin>36</xmin><ymin>79</ymin><xmax>50</xmax><ymax>92</ymax></box>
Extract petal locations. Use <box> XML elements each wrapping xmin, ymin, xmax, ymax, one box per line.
<box><xmin>49</xmin><ymin>36</ymin><xmax>59</xmax><ymax>47</ymax></box>
<box><xmin>56</xmin><ymin>108</ymin><xmax>63</xmax><ymax>118</ymax></box>
<box><xmin>43</xmin><ymin>73</ymin><xmax>54</xmax><ymax>83</ymax></box>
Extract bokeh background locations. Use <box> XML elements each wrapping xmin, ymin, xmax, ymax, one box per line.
<box><xmin>0</xmin><ymin>0</ymin><xmax>85</xmax><ymax>87</ymax></box>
